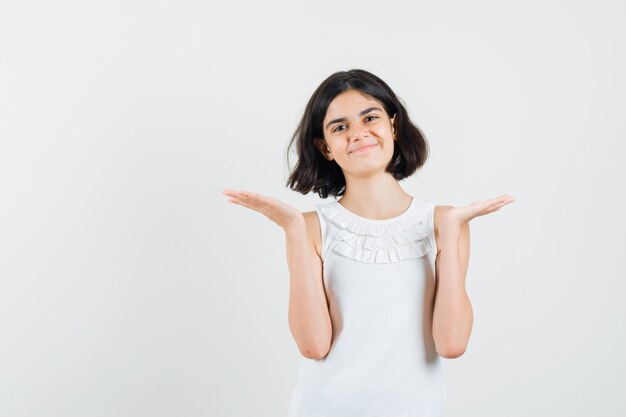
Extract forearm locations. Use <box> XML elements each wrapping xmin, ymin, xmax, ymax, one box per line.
<box><xmin>284</xmin><ymin>221</ymin><xmax>332</xmax><ymax>358</ymax></box>
<box><xmin>432</xmin><ymin>227</ymin><xmax>473</xmax><ymax>358</ymax></box>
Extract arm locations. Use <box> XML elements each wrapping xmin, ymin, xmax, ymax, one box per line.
<box><xmin>220</xmin><ymin>189</ymin><xmax>334</xmax><ymax>360</ymax></box>
<box><xmin>432</xmin><ymin>206</ymin><xmax>473</xmax><ymax>359</ymax></box>
<box><xmin>285</xmin><ymin>213</ymin><xmax>332</xmax><ymax>360</ymax></box>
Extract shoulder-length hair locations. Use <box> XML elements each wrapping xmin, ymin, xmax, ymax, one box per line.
<box><xmin>285</xmin><ymin>68</ymin><xmax>429</xmax><ymax>199</ymax></box>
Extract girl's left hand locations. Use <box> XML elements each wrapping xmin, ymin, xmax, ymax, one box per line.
<box><xmin>441</xmin><ymin>194</ymin><xmax>515</xmax><ymax>228</ymax></box>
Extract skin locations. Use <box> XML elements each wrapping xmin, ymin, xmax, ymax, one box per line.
<box><xmin>223</xmin><ymin>88</ymin><xmax>515</xmax><ymax>359</ymax></box>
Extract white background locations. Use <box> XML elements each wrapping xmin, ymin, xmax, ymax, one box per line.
<box><xmin>1</xmin><ymin>1</ymin><xmax>624</xmax><ymax>416</ymax></box>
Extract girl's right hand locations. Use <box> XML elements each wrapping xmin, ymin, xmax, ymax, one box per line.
<box><xmin>222</xmin><ymin>188</ymin><xmax>304</xmax><ymax>231</ymax></box>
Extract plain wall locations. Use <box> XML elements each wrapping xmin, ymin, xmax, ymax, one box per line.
<box><xmin>1</xmin><ymin>1</ymin><xmax>624</xmax><ymax>416</ymax></box>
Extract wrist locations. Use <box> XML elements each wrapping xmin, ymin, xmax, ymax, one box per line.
<box><xmin>283</xmin><ymin>217</ymin><xmax>306</xmax><ymax>235</ymax></box>
<box><xmin>439</xmin><ymin>220</ymin><xmax>462</xmax><ymax>236</ymax></box>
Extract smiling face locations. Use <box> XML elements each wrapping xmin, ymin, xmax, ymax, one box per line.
<box><xmin>314</xmin><ymin>89</ymin><xmax>396</xmax><ymax>176</ymax></box>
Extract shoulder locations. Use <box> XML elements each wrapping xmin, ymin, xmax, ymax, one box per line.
<box><xmin>302</xmin><ymin>210</ymin><xmax>322</xmax><ymax>259</ymax></box>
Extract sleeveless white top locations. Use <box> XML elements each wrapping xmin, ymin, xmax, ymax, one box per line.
<box><xmin>287</xmin><ymin>196</ymin><xmax>448</xmax><ymax>417</ymax></box>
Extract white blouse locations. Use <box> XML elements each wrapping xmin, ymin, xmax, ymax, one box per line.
<box><xmin>287</xmin><ymin>196</ymin><xmax>448</xmax><ymax>417</ymax></box>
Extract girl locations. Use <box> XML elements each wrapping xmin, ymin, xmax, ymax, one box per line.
<box><xmin>223</xmin><ymin>69</ymin><xmax>514</xmax><ymax>416</ymax></box>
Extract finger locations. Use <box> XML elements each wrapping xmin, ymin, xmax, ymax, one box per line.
<box><xmin>223</xmin><ymin>189</ymin><xmax>260</xmax><ymax>198</ymax></box>
<box><xmin>471</xmin><ymin>199</ymin><xmax>511</xmax><ymax>217</ymax></box>
<box><xmin>471</xmin><ymin>199</ymin><xmax>499</xmax><ymax>214</ymax></box>
<box><xmin>493</xmin><ymin>198</ymin><xmax>515</xmax><ymax>210</ymax></box>
<box><xmin>483</xmin><ymin>196</ymin><xmax>513</xmax><ymax>211</ymax></box>
<box><xmin>223</xmin><ymin>188</ymin><xmax>241</xmax><ymax>198</ymax></box>
<box><xmin>485</xmin><ymin>196</ymin><xmax>509</xmax><ymax>206</ymax></box>
<box><xmin>485</xmin><ymin>201</ymin><xmax>509</xmax><ymax>213</ymax></box>
<box><xmin>227</xmin><ymin>193</ymin><xmax>268</xmax><ymax>214</ymax></box>
<box><xmin>224</xmin><ymin>189</ymin><xmax>264</xmax><ymax>206</ymax></box>
<box><xmin>226</xmin><ymin>197</ymin><xmax>243</xmax><ymax>205</ymax></box>
<box><xmin>483</xmin><ymin>206</ymin><xmax>503</xmax><ymax>215</ymax></box>
<box><xmin>491</xmin><ymin>199</ymin><xmax>510</xmax><ymax>208</ymax></box>
<box><xmin>482</xmin><ymin>201</ymin><xmax>510</xmax><ymax>214</ymax></box>
<box><xmin>495</xmin><ymin>194</ymin><xmax>515</xmax><ymax>204</ymax></box>
<box><xmin>236</xmin><ymin>189</ymin><xmax>258</xmax><ymax>200</ymax></box>
<box><xmin>227</xmin><ymin>197</ymin><xmax>259</xmax><ymax>212</ymax></box>
<box><xmin>239</xmin><ymin>191</ymin><xmax>272</xmax><ymax>209</ymax></box>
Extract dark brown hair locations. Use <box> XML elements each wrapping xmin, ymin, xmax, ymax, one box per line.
<box><xmin>285</xmin><ymin>69</ymin><xmax>429</xmax><ymax>198</ymax></box>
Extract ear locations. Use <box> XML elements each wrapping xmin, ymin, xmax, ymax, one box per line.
<box><xmin>390</xmin><ymin>114</ymin><xmax>397</xmax><ymax>139</ymax></box>
<box><xmin>313</xmin><ymin>138</ymin><xmax>334</xmax><ymax>161</ymax></box>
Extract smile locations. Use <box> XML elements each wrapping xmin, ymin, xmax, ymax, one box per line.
<box><xmin>351</xmin><ymin>144</ymin><xmax>378</xmax><ymax>154</ymax></box>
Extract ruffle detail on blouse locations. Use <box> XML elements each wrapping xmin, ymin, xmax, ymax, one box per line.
<box><xmin>318</xmin><ymin>202</ymin><xmax>434</xmax><ymax>264</ymax></box>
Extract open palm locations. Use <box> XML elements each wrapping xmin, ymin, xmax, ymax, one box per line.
<box><xmin>222</xmin><ymin>188</ymin><xmax>303</xmax><ymax>230</ymax></box>
<box><xmin>441</xmin><ymin>194</ymin><xmax>515</xmax><ymax>226</ymax></box>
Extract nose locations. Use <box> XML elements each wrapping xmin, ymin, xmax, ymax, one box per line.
<box><xmin>348</xmin><ymin>122</ymin><xmax>369</xmax><ymax>141</ymax></box>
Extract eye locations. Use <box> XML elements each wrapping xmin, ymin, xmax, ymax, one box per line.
<box><xmin>331</xmin><ymin>116</ymin><xmax>378</xmax><ymax>133</ymax></box>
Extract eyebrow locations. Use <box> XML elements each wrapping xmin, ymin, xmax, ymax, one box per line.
<box><xmin>325</xmin><ymin>106</ymin><xmax>383</xmax><ymax>130</ymax></box>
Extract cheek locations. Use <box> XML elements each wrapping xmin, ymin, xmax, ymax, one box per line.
<box><xmin>330</xmin><ymin>142</ymin><xmax>347</xmax><ymax>154</ymax></box>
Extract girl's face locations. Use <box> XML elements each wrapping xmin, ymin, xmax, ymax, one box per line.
<box><xmin>314</xmin><ymin>89</ymin><xmax>396</xmax><ymax>176</ymax></box>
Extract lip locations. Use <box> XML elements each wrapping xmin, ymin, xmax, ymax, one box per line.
<box><xmin>350</xmin><ymin>144</ymin><xmax>378</xmax><ymax>154</ymax></box>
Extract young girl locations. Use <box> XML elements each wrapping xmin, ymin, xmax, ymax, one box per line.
<box><xmin>223</xmin><ymin>69</ymin><xmax>514</xmax><ymax>416</ymax></box>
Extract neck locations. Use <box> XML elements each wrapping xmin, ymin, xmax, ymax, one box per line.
<box><xmin>338</xmin><ymin>172</ymin><xmax>413</xmax><ymax>219</ymax></box>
